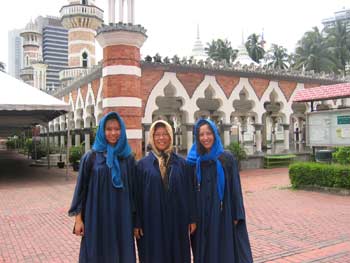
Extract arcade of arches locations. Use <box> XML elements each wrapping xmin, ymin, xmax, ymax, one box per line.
<box><xmin>44</xmin><ymin>65</ymin><xmax>349</xmax><ymax>157</ymax></box>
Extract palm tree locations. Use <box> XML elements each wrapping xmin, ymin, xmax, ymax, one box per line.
<box><xmin>323</xmin><ymin>20</ymin><xmax>350</xmax><ymax>75</ymax></box>
<box><xmin>0</xmin><ymin>61</ymin><xmax>5</xmax><ymax>72</ymax></box>
<box><xmin>245</xmin><ymin>33</ymin><xmax>265</xmax><ymax>63</ymax></box>
<box><xmin>205</xmin><ymin>39</ymin><xmax>234</xmax><ymax>64</ymax></box>
<box><xmin>266</xmin><ymin>44</ymin><xmax>289</xmax><ymax>70</ymax></box>
<box><xmin>293</xmin><ymin>27</ymin><xmax>339</xmax><ymax>73</ymax></box>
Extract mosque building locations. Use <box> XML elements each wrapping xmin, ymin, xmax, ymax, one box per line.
<box><xmin>18</xmin><ymin>0</ymin><xmax>349</xmax><ymax>160</ymax></box>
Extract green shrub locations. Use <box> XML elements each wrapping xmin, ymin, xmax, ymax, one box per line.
<box><xmin>289</xmin><ymin>162</ymin><xmax>350</xmax><ymax>189</ymax></box>
<box><xmin>69</xmin><ymin>145</ymin><xmax>84</xmax><ymax>164</ymax></box>
<box><xmin>24</xmin><ymin>138</ymin><xmax>33</xmax><ymax>155</ymax></box>
<box><xmin>6</xmin><ymin>140</ymin><xmax>15</xmax><ymax>149</ymax></box>
<box><xmin>332</xmin><ymin>147</ymin><xmax>350</xmax><ymax>165</ymax></box>
<box><xmin>226</xmin><ymin>141</ymin><xmax>247</xmax><ymax>161</ymax></box>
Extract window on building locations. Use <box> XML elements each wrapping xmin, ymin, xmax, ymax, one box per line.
<box><xmin>82</xmin><ymin>0</ymin><xmax>87</xmax><ymax>5</ymax></box>
<box><xmin>25</xmin><ymin>56</ymin><xmax>29</xmax><ymax>67</ymax></box>
<box><xmin>82</xmin><ymin>52</ymin><xmax>88</xmax><ymax>68</ymax></box>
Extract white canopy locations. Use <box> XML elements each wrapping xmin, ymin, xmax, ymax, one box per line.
<box><xmin>0</xmin><ymin>71</ymin><xmax>70</xmax><ymax>136</ymax></box>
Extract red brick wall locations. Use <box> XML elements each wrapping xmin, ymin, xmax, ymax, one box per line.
<box><xmin>177</xmin><ymin>72</ymin><xmax>204</xmax><ymax>98</ymax></box>
<box><xmin>71</xmin><ymin>90</ymin><xmax>78</xmax><ymax>107</ymax></box>
<box><xmin>248</xmin><ymin>78</ymin><xmax>270</xmax><ymax>100</ymax></box>
<box><xmin>103</xmin><ymin>45</ymin><xmax>140</xmax><ymax>67</ymax></box>
<box><xmin>278</xmin><ymin>81</ymin><xmax>297</xmax><ymax>101</ymax></box>
<box><xmin>216</xmin><ymin>75</ymin><xmax>240</xmax><ymax>98</ymax></box>
<box><xmin>141</xmin><ymin>69</ymin><xmax>164</xmax><ymax>115</ymax></box>
<box><xmin>103</xmin><ymin>76</ymin><xmax>141</xmax><ymax>97</ymax></box>
<box><xmin>80</xmin><ymin>84</ymin><xmax>88</xmax><ymax>102</ymax></box>
<box><xmin>129</xmin><ymin>140</ymin><xmax>142</xmax><ymax>160</ymax></box>
<box><xmin>91</xmin><ymin>79</ymin><xmax>100</xmax><ymax>101</ymax></box>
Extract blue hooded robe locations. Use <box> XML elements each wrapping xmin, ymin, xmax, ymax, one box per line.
<box><xmin>68</xmin><ymin>112</ymin><xmax>137</xmax><ymax>263</ymax></box>
<box><xmin>135</xmin><ymin>121</ymin><xmax>196</xmax><ymax>263</ymax></box>
<box><xmin>187</xmin><ymin>119</ymin><xmax>253</xmax><ymax>263</ymax></box>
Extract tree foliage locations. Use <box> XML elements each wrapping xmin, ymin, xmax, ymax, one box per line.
<box><xmin>293</xmin><ymin>27</ymin><xmax>341</xmax><ymax>73</ymax></box>
<box><xmin>245</xmin><ymin>33</ymin><xmax>265</xmax><ymax>63</ymax></box>
<box><xmin>205</xmin><ymin>39</ymin><xmax>237</xmax><ymax>63</ymax></box>
<box><xmin>266</xmin><ymin>44</ymin><xmax>289</xmax><ymax>69</ymax></box>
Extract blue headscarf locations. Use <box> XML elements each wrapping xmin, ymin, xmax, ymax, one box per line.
<box><xmin>92</xmin><ymin>112</ymin><xmax>132</xmax><ymax>188</ymax></box>
<box><xmin>187</xmin><ymin>119</ymin><xmax>225</xmax><ymax>202</ymax></box>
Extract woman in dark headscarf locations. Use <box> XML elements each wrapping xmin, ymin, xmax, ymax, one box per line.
<box><xmin>134</xmin><ymin>120</ymin><xmax>196</xmax><ymax>263</ymax></box>
<box><xmin>68</xmin><ymin>112</ymin><xmax>136</xmax><ymax>263</ymax></box>
<box><xmin>187</xmin><ymin>118</ymin><xmax>253</xmax><ymax>263</ymax></box>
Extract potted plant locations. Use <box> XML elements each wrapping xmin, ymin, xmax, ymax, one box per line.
<box><xmin>57</xmin><ymin>146</ymin><xmax>65</xmax><ymax>168</ymax></box>
<box><xmin>69</xmin><ymin>145</ymin><xmax>83</xmax><ymax>171</ymax></box>
<box><xmin>226</xmin><ymin>141</ymin><xmax>247</xmax><ymax>170</ymax></box>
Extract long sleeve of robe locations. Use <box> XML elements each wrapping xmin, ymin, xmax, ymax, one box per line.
<box><xmin>190</xmin><ymin>151</ymin><xmax>253</xmax><ymax>263</ymax></box>
<box><xmin>68</xmin><ymin>151</ymin><xmax>137</xmax><ymax>263</ymax></box>
<box><xmin>135</xmin><ymin>152</ymin><xmax>196</xmax><ymax>263</ymax></box>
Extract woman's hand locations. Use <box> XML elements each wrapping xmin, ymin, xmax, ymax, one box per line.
<box><xmin>134</xmin><ymin>228</ymin><xmax>144</xmax><ymax>239</ymax></box>
<box><xmin>189</xmin><ymin>223</ymin><xmax>197</xmax><ymax>234</ymax></box>
<box><xmin>74</xmin><ymin>221</ymin><xmax>84</xmax><ymax>236</ymax></box>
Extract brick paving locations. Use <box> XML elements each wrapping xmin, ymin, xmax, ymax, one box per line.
<box><xmin>0</xmin><ymin>149</ymin><xmax>349</xmax><ymax>262</ymax></box>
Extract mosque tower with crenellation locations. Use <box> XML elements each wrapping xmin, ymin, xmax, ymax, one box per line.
<box><xmin>20</xmin><ymin>20</ymin><xmax>48</xmax><ymax>89</ymax></box>
<box><xmin>59</xmin><ymin>0</ymin><xmax>103</xmax><ymax>87</ymax></box>
<box><xmin>96</xmin><ymin>0</ymin><xmax>147</xmax><ymax>158</ymax></box>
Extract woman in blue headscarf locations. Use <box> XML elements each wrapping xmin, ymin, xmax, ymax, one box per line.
<box><xmin>187</xmin><ymin>118</ymin><xmax>253</xmax><ymax>263</ymax></box>
<box><xmin>134</xmin><ymin>120</ymin><xmax>197</xmax><ymax>263</ymax></box>
<box><xmin>68</xmin><ymin>112</ymin><xmax>136</xmax><ymax>263</ymax></box>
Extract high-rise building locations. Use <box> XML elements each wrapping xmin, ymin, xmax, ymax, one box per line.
<box><xmin>8</xmin><ymin>29</ymin><xmax>23</xmax><ymax>79</ymax></box>
<box><xmin>36</xmin><ymin>16</ymin><xmax>68</xmax><ymax>92</ymax></box>
<box><xmin>322</xmin><ymin>7</ymin><xmax>350</xmax><ymax>28</ymax></box>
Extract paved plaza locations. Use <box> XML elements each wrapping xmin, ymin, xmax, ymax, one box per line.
<box><xmin>0</xmin><ymin>149</ymin><xmax>349</xmax><ymax>263</ymax></box>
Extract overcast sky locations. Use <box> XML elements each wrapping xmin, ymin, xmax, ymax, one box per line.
<box><xmin>1</xmin><ymin>0</ymin><xmax>349</xmax><ymax>69</ymax></box>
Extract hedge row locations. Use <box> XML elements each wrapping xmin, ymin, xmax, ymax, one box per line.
<box><xmin>289</xmin><ymin>162</ymin><xmax>350</xmax><ymax>189</ymax></box>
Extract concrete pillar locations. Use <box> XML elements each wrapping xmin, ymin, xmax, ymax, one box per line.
<box><xmin>49</xmin><ymin>136</ymin><xmax>55</xmax><ymax>145</ymax></box>
<box><xmin>297</xmin><ymin>118</ymin><xmax>303</xmax><ymax>143</ymax></box>
<box><xmin>119</xmin><ymin>0</ymin><xmax>124</xmax><ymax>22</ymax></box>
<box><xmin>185</xmin><ymin>124</ymin><xmax>194</xmax><ymax>154</ymax></box>
<box><xmin>143</xmin><ymin>123</ymin><xmax>151</xmax><ymax>153</ymax></box>
<box><xmin>75</xmin><ymin>130</ymin><xmax>81</xmax><ymax>147</ymax></box>
<box><xmin>253</xmin><ymin>123</ymin><xmax>263</xmax><ymax>153</ymax></box>
<box><xmin>60</xmin><ymin>134</ymin><xmax>65</xmax><ymax>147</ymax></box>
<box><xmin>96</xmin><ymin>23</ymin><xmax>147</xmax><ymax>159</ymax></box>
<box><xmin>222</xmin><ymin>123</ymin><xmax>232</xmax><ymax>147</ymax></box>
<box><xmin>108</xmin><ymin>0</ymin><xmax>116</xmax><ymax>24</ymax></box>
<box><xmin>282</xmin><ymin>124</ymin><xmax>290</xmax><ymax>152</ymax></box>
<box><xmin>84</xmin><ymin>129</ymin><xmax>91</xmax><ymax>153</ymax></box>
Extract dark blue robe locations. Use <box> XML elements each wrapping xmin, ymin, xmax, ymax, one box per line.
<box><xmin>135</xmin><ymin>152</ymin><xmax>196</xmax><ymax>263</ymax></box>
<box><xmin>190</xmin><ymin>151</ymin><xmax>253</xmax><ymax>263</ymax></box>
<box><xmin>68</xmin><ymin>151</ymin><xmax>137</xmax><ymax>263</ymax></box>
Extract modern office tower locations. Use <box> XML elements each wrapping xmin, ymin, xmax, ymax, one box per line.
<box><xmin>322</xmin><ymin>7</ymin><xmax>350</xmax><ymax>29</ymax></box>
<box><xmin>8</xmin><ymin>29</ymin><xmax>23</xmax><ymax>79</ymax></box>
<box><xmin>36</xmin><ymin>16</ymin><xmax>68</xmax><ymax>92</ymax></box>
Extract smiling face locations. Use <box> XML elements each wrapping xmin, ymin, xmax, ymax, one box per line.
<box><xmin>198</xmin><ymin>123</ymin><xmax>215</xmax><ymax>152</ymax></box>
<box><xmin>153</xmin><ymin>126</ymin><xmax>171</xmax><ymax>152</ymax></box>
<box><xmin>104</xmin><ymin>118</ymin><xmax>121</xmax><ymax>146</ymax></box>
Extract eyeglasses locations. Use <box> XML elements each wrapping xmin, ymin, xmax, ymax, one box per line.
<box><xmin>154</xmin><ymin>133</ymin><xmax>170</xmax><ymax>139</ymax></box>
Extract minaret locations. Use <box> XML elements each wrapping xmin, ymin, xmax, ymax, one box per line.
<box><xmin>32</xmin><ymin>54</ymin><xmax>48</xmax><ymax>91</ymax></box>
<box><xmin>59</xmin><ymin>0</ymin><xmax>103</xmax><ymax>86</ymax></box>
<box><xmin>96</xmin><ymin>0</ymin><xmax>147</xmax><ymax>158</ymax></box>
<box><xmin>191</xmin><ymin>25</ymin><xmax>207</xmax><ymax>61</ymax></box>
<box><xmin>233</xmin><ymin>30</ymin><xmax>259</xmax><ymax>66</ymax></box>
<box><xmin>20</xmin><ymin>20</ymin><xmax>42</xmax><ymax>86</ymax></box>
